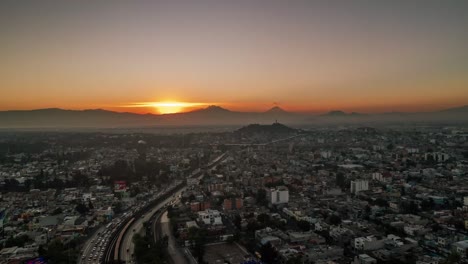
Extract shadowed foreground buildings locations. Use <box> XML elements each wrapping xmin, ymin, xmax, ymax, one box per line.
<box><xmin>1</xmin><ymin>124</ymin><xmax>468</xmax><ymax>264</ymax></box>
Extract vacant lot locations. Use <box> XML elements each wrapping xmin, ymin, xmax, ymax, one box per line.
<box><xmin>203</xmin><ymin>242</ymin><xmax>251</xmax><ymax>264</ymax></box>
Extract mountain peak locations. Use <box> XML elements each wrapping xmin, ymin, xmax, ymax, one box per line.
<box><xmin>265</xmin><ymin>106</ymin><xmax>288</xmax><ymax>113</ymax></box>
<box><xmin>204</xmin><ymin>105</ymin><xmax>230</xmax><ymax>112</ymax></box>
<box><xmin>236</xmin><ymin>122</ymin><xmax>297</xmax><ymax>134</ymax></box>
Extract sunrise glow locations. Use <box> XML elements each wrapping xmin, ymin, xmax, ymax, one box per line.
<box><xmin>124</xmin><ymin>102</ymin><xmax>210</xmax><ymax>114</ymax></box>
<box><xmin>0</xmin><ymin>1</ymin><xmax>467</xmax><ymax>114</ymax></box>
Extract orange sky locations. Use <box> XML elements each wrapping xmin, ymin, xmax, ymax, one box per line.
<box><xmin>1</xmin><ymin>1</ymin><xmax>467</xmax><ymax>114</ymax></box>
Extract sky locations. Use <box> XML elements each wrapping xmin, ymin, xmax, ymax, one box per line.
<box><xmin>1</xmin><ymin>0</ymin><xmax>467</xmax><ymax>114</ymax></box>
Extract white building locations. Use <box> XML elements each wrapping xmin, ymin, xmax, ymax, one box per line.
<box><xmin>354</xmin><ymin>236</ymin><xmax>386</xmax><ymax>251</ymax></box>
<box><xmin>268</xmin><ymin>186</ymin><xmax>289</xmax><ymax>205</ymax></box>
<box><xmin>371</xmin><ymin>173</ymin><xmax>383</xmax><ymax>182</ymax></box>
<box><xmin>406</xmin><ymin>148</ymin><xmax>419</xmax><ymax>154</ymax></box>
<box><xmin>198</xmin><ymin>209</ymin><xmax>223</xmax><ymax>225</ymax></box>
<box><xmin>452</xmin><ymin>240</ymin><xmax>468</xmax><ymax>259</ymax></box>
<box><xmin>350</xmin><ymin>180</ymin><xmax>369</xmax><ymax>194</ymax></box>
<box><xmin>320</xmin><ymin>150</ymin><xmax>332</xmax><ymax>159</ymax></box>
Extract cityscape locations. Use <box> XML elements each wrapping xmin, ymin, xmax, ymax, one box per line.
<box><xmin>1</xmin><ymin>1</ymin><xmax>468</xmax><ymax>264</ymax></box>
<box><xmin>1</xmin><ymin>124</ymin><xmax>468</xmax><ymax>264</ymax></box>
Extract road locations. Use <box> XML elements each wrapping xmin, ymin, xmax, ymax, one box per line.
<box><xmin>114</xmin><ymin>152</ymin><xmax>228</xmax><ymax>263</ymax></box>
<box><xmin>159</xmin><ymin>211</ymin><xmax>188</xmax><ymax>264</ymax></box>
<box><xmin>119</xmin><ymin>188</ymin><xmax>187</xmax><ymax>263</ymax></box>
<box><xmin>78</xmin><ymin>226</ymin><xmax>105</xmax><ymax>264</ymax></box>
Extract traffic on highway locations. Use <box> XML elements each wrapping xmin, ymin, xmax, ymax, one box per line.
<box><xmin>79</xmin><ymin>181</ymin><xmax>183</xmax><ymax>264</ymax></box>
<box><xmin>79</xmin><ymin>152</ymin><xmax>228</xmax><ymax>264</ymax></box>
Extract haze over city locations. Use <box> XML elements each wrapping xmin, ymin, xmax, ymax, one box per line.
<box><xmin>1</xmin><ymin>0</ymin><xmax>468</xmax><ymax>115</ymax></box>
<box><xmin>3</xmin><ymin>2</ymin><xmax>468</xmax><ymax>264</ymax></box>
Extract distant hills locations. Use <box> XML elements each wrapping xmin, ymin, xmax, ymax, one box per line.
<box><xmin>0</xmin><ymin>105</ymin><xmax>467</xmax><ymax>128</ymax></box>
<box><xmin>236</xmin><ymin>122</ymin><xmax>298</xmax><ymax>135</ymax></box>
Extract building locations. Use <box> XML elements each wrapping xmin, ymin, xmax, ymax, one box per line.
<box><xmin>463</xmin><ymin>196</ymin><xmax>468</xmax><ymax>206</ymax></box>
<box><xmin>424</xmin><ymin>152</ymin><xmax>449</xmax><ymax>162</ymax></box>
<box><xmin>354</xmin><ymin>236</ymin><xmax>386</xmax><ymax>251</ymax></box>
<box><xmin>353</xmin><ymin>254</ymin><xmax>377</xmax><ymax>264</ymax></box>
<box><xmin>198</xmin><ymin>209</ymin><xmax>223</xmax><ymax>225</ymax></box>
<box><xmin>452</xmin><ymin>240</ymin><xmax>468</xmax><ymax>259</ymax></box>
<box><xmin>223</xmin><ymin>198</ymin><xmax>243</xmax><ymax>211</ymax></box>
<box><xmin>190</xmin><ymin>201</ymin><xmax>211</xmax><ymax>212</ymax></box>
<box><xmin>268</xmin><ymin>186</ymin><xmax>289</xmax><ymax>205</ymax></box>
<box><xmin>350</xmin><ymin>180</ymin><xmax>369</xmax><ymax>194</ymax></box>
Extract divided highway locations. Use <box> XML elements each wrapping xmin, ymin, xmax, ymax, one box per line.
<box><xmin>101</xmin><ymin>152</ymin><xmax>228</xmax><ymax>264</ymax></box>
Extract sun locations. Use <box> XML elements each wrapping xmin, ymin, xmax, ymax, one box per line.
<box><xmin>123</xmin><ymin>101</ymin><xmax>209</xmax><ymax>114</ymax></box>
<box><xmin>151</xmin><ymin>102</ymin><xmax>187</xmax><ymax>114</ymax></box>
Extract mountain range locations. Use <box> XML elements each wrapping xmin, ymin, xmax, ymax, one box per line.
<box><xmin>0</xmin><ymin>105</ymin><xmax>467</xmax><ymax>128</ymax></box>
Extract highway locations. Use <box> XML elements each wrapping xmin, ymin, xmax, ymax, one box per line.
<box><xmin>119</xmin><ymin>188</ymin><xmax>186</xmax><ymax>263</ymax></box>
<box><xmin>159</xmin><ymin>210</ymin><xmax>188</xmax><ymax>264</ymax></box>
<box><xmin>102</xmin><ymin>151</ymin><xmax>228</xmax><ymax>264</ymax></box>
<box><xmin>120</xmin><ymin>152</ymin><xmax>228</xmax><ymax>263</ymax></box>
<box><xmin>101</xmin><ymin>181</ymin><xmax>183</xmax><ymax>264</ymax></box>
<box><xmin>78</xmin><ymin>226</ymin><xmax>105</xmax><ymax>264</ymax></box>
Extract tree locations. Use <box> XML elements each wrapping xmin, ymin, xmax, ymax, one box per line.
<box><xmin>259</xmin><ymin>242</ymin><xmax>278</xmax><ymax>264</ymax></box>
<box><xmin>113</xmin><ymin>202</ymin><xmax>123</xmax><ymax>214</ymax></box>
<box><xmin>75</xmin><ymin>203</ymin><xmax>88</xmax><ymax>215</ymax></box>
<box><xmin>42</xmin><ymin>239</ymin><xmax>78</xmax><ymax>263</ymax></box>
<box><xmin>132</xmin><ymin>233</ymin><xmax>165</xmax><ymax>264</ymax></box>
<box><xmin>188</xmin><ymin>227</ymin><xmax>207</xmax><ymax>263</ymax></box>
<box><xmin>329</xmin><ymin>214</ymin><xmax>342</xmax><ymax>226</ymax></box>
<box><xmin>5</xmin><ymin>235</ymin><xmax>32</xmax><ymax>248</ymax></box>
<box><xmin>257</xmin><ymin>213</ymin><xmax>270</xmax><ymax>226</ymax></box>
<box><xmin>365</xmin><ymin>205</ymin><xmax>371</xmax><ymax>214</ymax></box>
<box><xmin>256</xmin><ymin>189</ymin><xmax>268</xmax><ymax>206</ymax></box>
<box><xmin>400</xmin><ymin>186</ymin><xmax>406</xmax><ymax>196</ymax></box>
<box><xmin>286</xmin><ymin>255</ymin><xmax>303</xmax><ymax>264</ymax></box>
<box><xmin>233</xmin><ymin>214</ymin><xmax>242</xmax><ymax>230</ymax></box>
<box><xmin>444</xmin><ymin>251</ymin><xmax>461</xmax><ymax>264</ymax></box>
<box><xmin>52</xmin><ymin>208</ymin><xmax>63</xmax><ymax>215</ymax></box>
<box><xmin>297</xmin><ymin>220</ymin><xmax>311</xmax><ymax>232</ymax></box>
<box><xmin>336</xmin><ymin>173</ymin><xmax>345</xmax><ymax>188</ymax></box>
<box><xmin>421</xmin><ymin>198</ymin><xmax>435</xmax><ymax>211</ymax></box>
<box><xmin>374</xmin><ymin>198</ymin><xmax>389</xmax><ymax>207</ymax></box>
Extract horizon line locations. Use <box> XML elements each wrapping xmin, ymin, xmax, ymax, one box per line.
<box><xmin>0</xmin><ymin>104</ymin><xmax>466</xmax><ymax>115</ymax></box>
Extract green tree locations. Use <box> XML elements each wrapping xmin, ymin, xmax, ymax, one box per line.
<box><xmin>444</xmin><ymin>251</ymin><xmax>461</xmax><ymax>264</ymax></box>
<box><xmin>297</xmin><ymin>220</ymin><xmax>311</xmax><ymax>232</ymax></box>
<box><xmin>52</xmin><ymin>208</ymin><xmax>63</xmax><ymax>215</ymax></box>
<box><xmin>257</xmin><ymin>213</ymin><xmax>270</xmax><ymax>226</ymax></box>
<box><xmin>256</xmin><ymin>189</ymin><xmax>268</xmax><ymax>206</ymax></box>
<box><xmin>328</xmin><ymin>214</ymin><xmax>342</xmax><ymax>226</ymax></box>
<box><xmin>259</xmin><ymin>242</ymin><xmax>278</xmax><ymax>264</ymax></box>
<box><xmin>188</xmin><ymin>227</ymin><xmax>207</xmax><ymax>263</ymax></box>
<box><xmin>233</xmin><ymin>214</ymin><xmax>242</xmax><ymax>230</ymax></box>
<box><xmin>336</xmin><ymin>173</ymin><xmax>345</xmax><ymax>188</ymax></box>
<box><xmin>75</xmin><ymin>203</ymin><xmax>88</xmax><ymax>215</ymax></box>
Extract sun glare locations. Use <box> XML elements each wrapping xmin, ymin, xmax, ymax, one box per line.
<box><xmin>125</xmin><ymin>101</ymin><xmax>208</xmax><ymax>114</ymax></box>
<box><xmin>151</xmin><ymin>102</ymin><xmax>187</xmax><ymax>114</ymax></box>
